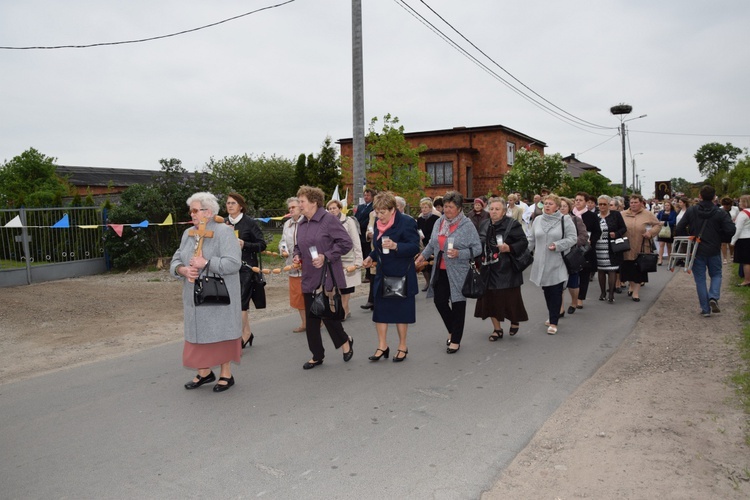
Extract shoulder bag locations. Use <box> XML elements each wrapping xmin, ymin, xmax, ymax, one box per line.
<box><xmin>250</xmin><ymin>252</ymin><xmax>267</xmax><ymax>309</ymax></box>
<box><xmin>503</xmin><ymin>222</ymin><xmax>534</xmax><ymax>273</ymax></box>
<box><xmin>194</xmin><ymin>261</ymin><xmax>231</xmax><ymax>306</ymax></box>
<box><xmin>309</xmin><ymin>258</ymin><xmax>345</xmax><ymax>320</ymax></box>
<box><xmin>377</xmin><ymin>251</ymin><xmax>409</xmax><ymax>299</ymax></box>
<box><xmin>561</xmin><ymin>217</ymin><xmax>587</xmax><ymax>274</ymax></box>
<box><xmin>462</xmin><ymin>249</ymin><xmax>485</xmax><ymax>299</ymax></box>
<box><xmin>635</xmin><ymin>238</ymin><xmax>658</xmax><ymax>273</ymax></box>
<box><xmin>610</xmin><ymin>236</ymin><xmax>630</xmax><ymax>253</ymax></box>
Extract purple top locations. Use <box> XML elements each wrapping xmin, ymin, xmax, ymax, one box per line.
<box><xmin>294</xmin><ymin>207</ymin><xmax>353</xmax><ymax>293</ymax></box>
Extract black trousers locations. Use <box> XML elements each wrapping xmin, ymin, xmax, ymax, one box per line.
<box><xmin>433</xmin><ymin>269</ymin><xmax>467</xmax><ymax>344</ymax></box>
<box><xmin>578</xmin><ymin>269</ymin><xmax>592</xmax><ymax>300</ymax></box>
<box><xmin>303</xmin><ymin>293</ymin><xmax>349</xmax><ymax>361</ymax></box>
<box><xmin>543</xmin><ymin>282</ymin><xmax>565</xmax><ymax>325</ymax></box>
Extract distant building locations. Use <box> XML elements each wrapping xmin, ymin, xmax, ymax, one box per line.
<box><xmin>339</xmin><ymin>124</ymin><xmax>546</xmax><ymax>201</ymax></box>
<box><xmin>561</xmin><ymin>153</ymin><xmax>606</xmax><ymax>179</ymax></box>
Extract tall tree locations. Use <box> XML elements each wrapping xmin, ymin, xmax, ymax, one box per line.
<box><xmin>365</xmin><ymin>114</ymin><xmax>428</xmax><ymax>206</ymax></box>
<box><xmin>312</xmin><ymin>136</ymin><xmax>343</xmax><ymax>199</ymax></box>
<box><xmin>694</xmin><ymin>142</ymin><xmax>742</xmax><ymax>178</ymax></box>
<box><xmin>294</xmin><ymin>153</ymin><xmax>310</xmax><ymax>188</ymax></box>
<box><xmin>0</xmin><ymin>148</ymin><xmax>71</xmax><ymax>208</ymax></box>
<box><xmin>500</xmin><ymin>148</ymin><xmax>569</xmax><ymax>200</ymax></box>
<box><xmin>670</xmin><ymin>177</ymin><xmax>694</xmax><ymax>196</ymax></box>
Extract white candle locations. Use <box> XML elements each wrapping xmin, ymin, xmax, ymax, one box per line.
<box><xmin>382</xmin><ymin>236</ymin><xmax>391</xmax><ymax>254</ymax></box>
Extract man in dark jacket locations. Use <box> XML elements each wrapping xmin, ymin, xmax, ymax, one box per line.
<box><xmin>675</xmin><ymin>185</ymin><xmax>735</xmax><ymax>317</ymax></box>
<box><xmin>355</xmin><ymin>188</ymin><xmax>376</xmax><ymax>284</ymax></box>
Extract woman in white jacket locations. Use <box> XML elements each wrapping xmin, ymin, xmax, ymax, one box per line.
<box><xmin>326</xmin><ymin>199</ymin><xmax>364</xmax><ymax>318</ymax></box>
<box><xmin>527</xmin><ymin>194</ymin><xmax>577</xmax><ymax>335</ymax></box>
<box><xmin>731</xmin><ymin>195</ymin><xmax>750</xmax><ymax>286</ymax></box>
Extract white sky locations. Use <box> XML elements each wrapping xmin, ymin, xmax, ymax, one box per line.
<box><xmin>2</xmin><ymin>0</ymin><xmax>749</xmax><ymax>196</ymax></box>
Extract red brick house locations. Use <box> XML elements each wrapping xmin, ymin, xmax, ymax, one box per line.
<box><xmin>338</xmin><ymin>124</ymin><xmax>546</xmax><ymax>200</ymax></box>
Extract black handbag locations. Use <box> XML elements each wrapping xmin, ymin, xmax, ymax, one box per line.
<box><xmin>250</xmin><ymin>253</ymin><xmax>267</xmax><ymax>309</ymax></box>
<box><xmin>610</xmin><ymin>236</ymin><xmax>630</xmax><ymax>253</ymax></box>
<box><xmin>462</xmin><ymin>250</ymin><xmax>485</xmax><ymax>298</ymax></box>
<box><xmin>561</xmin><ymin>217</ymin><xmax>588</xmax><ymax>274</ymax></box>
<box><xmin>635</xmin><ymin>239</ymin><xmax>658</xmax><ymax>273</ymax></box>
<box><xmin>510</xmin><ymin>248</ymin><xmax>534</xmax><ymax>273</ymax></box>
<box><xmin>194</xmin><ymin>261</ymin><xmax>230</xmax><ymax>306</ymax></box>
<box><xmin>376</xmin><ymin>250</ymin><xmax>409</xmax><ymax>299</ymax></box>
<box><xmin>309</xmin><ymin>258</ymin><xmax>345</xmax><ymax>320</ymax></box>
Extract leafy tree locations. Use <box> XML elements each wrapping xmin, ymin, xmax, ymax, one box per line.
<box><xmin>103</xmin><ymin>158</ymin><xmax>210</xmax><ymax>269</ymax></box>
<box><xmin>294</xmin><ymin>153</ymin><xmax>310</xmax><ymax>188</ymax></box>
<box><xmin>365</xmin><ymin>114</ymin><xmax>428</xmax><ymax>206</ymax></box>
<box><xmin>694</xmin><ymin>142</ymin><xmax>742</xmax><ymax>178</ymax></box>
<box><xmin>726</xmin><ymin>155</ymin><xmax>750</xmax><ymax>197</ymax></box>
<box><xmin>206</xmin><ymin>154</ymin><xmax>296</xmax><ymax>212</ymax></box>
<box><xmin>311</xmin><ymin>136</ymin><xmax>343</xmax><ymax>198</ymax></box>
<box><xmin>500</xmin><ymin>149</ymin><xmax>570</xmax><ymax>200</ymax></box>
<box><xmin>0</xmin><ymin>148</ymin><xmax>71</xmax><ymax>208</ymax></box>
<box><xmin>670</xmin><ymin>177</ymin><xmax>694</xmax><ymax>196</ymax></box>
<box><xmin>560</xmin><ymin>171</ymin><xmax>617</xmax><ymax>198</ymax></box>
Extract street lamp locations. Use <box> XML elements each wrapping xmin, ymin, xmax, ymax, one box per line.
<box><xmin>632</xmin><ymin>152</ymin><xmax>643</xmax><ymax>192</ymax></box>
<box><xmin>610</xmin><ymin>104</ymin><xmax>647</xmax><ymax>198</ymax></box>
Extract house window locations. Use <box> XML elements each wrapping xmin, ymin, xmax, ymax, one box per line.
<box><xmin>507</xmin><ymin>142</ymin><xmax>516</xmax><ymax>166</ymax></box>
<box><xmin>426</xmin><ymin>162</ymin><xmax>453</xmax><ymax>186</ymax></box>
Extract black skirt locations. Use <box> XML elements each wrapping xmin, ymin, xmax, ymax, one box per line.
<box><xmin>619</xmin><ymin>260</ymin><xmax>649</xmax><ymax>284</ymax></box>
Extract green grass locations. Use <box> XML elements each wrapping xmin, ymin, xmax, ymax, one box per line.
<box><xmin>729</xmin><ymin>264</ymin><xmax>750</xmax><ymax>443</ymax></box>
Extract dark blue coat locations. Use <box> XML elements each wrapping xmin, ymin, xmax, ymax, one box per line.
<box><xmin>370</xmin><ymin>211</ymin><xmax>421</xmax><ymax>298</ymax></box>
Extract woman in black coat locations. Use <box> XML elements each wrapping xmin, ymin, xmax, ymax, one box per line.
<box><xmin>595</xmin><ymin>195</ymin><xmax>627</xmax><ymax>303</ymax></box>
<box><xmin>474</xmin><ymin>197</ymin><xmax>529</xmax><ymax>340</ymax></box>
<box><xmin>225</xmin><ymin>193</ymin><xmax>267</xmax><ymax>348</ymax></box>
<box><xmin>417</xmin><ymin>197</ymin><xmax>440</xmax><ymax>291</ymax></box>
<box><xmin>573</xmin><ymin>192</ymin><xmax>602</xmax><ymax>309</ymax></box>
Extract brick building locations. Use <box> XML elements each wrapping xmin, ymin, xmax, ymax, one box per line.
<box><xmin>338</xmin><ymin>124</ymin><xmax>546</xmax><ymax>201</ymax></box>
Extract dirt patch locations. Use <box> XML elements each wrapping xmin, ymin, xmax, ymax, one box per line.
<box><xmin>483</xmin><ymin>270</ymin><xmax>750</xmax><ymax>499</ymax></box>
<box><xmin>1</xmin><ymin>267</ymin><xmax>748</xmax><ymax>497</ymax></box>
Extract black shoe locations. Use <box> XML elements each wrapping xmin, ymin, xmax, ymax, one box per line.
<box><xmin>185</xmin><ymin>371</ymin><xmax>215</xmax><ymax>389</ymax></box>
<box><xmin>212</xmin><ymin>376</ymin><xmax>234</xmax><ymax>392</ymax></box>
<box><xmin>489</xmin><ymin>329</ymin><xmax>503</xmax><ymax>341</ymax></box>
<box><xmin>567</xmin><ymin>306</ymin><xmax>576</xmax><ymax>315</ymax></box>
<box><xmin>632</xmin><ymin>297</ymin><xmax>641</xmax><ymax>302</ymax></box>
<box><xmin>614</xmin><ymin>288</ymin><xmax>622</xmax><ymax>294</ymax></box>
<box><xmin>558</xmin><ymin>311</ymin><xmax>565</xmax><ymax>319</ymax></box>
<box><xmin>360</xmin><ymin>302</ymin><xmax>374</xmax><ymax>310</ymax></box>
<box><xmin>393</xmin><ymin>349</ymin><xmax>408</xmax><ymax>362</ymax></box>
<box><xmin>369</xmin><ymin>347</ymin><xmax>390</xmax><ymax>361</ymax></box>
<box><xmin>627</xmin><ymin>291</ymin><xmax>633</xmax><ymax>297</ymax></box>
<box><xmin>709</xmin><ymin>298</ymin><xmax>720</xmax><ymax>313</ymax></box>
<box><xmin>446</xmin><ymin>344</ymin><xmax>460</xmax><ymax>354</ymax></box>
<box><xmin>343</xmin><ymin>337</ymin><xmax>354</xmax><ymax>362</ymax></box>
<box><xmin>241</xmin><ymin>333</ymin><xmax>254</xmax><ymax>349</ymax></box>
<box><xmin>599</xmin><ymin>294</ymin><xmax>606</xmax><ymax>301</ymax></box>
<box><xmin>509</xmin><ymin>325</ymin><xmax>520</xmax><ymax>336</ymax></box>
<box><xmin>303</xmin><ymin>359</ymin><xmax>323</xmax><ymax>370</ymax></box>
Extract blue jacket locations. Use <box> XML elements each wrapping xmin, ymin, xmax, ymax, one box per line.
<box><xmin>370</xmin><ymin>211</ymin><xmax>421</xmax><ymax>297</ymax></box>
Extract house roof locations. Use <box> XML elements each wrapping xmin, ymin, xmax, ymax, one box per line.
<box><xmin>561</xmin><ymin>153</ymin><xmax>604</xmax><ymax>179</ymax></box>
<box><xmin>338</xmin><ymin>124</ymin><xmax>547</xmax><ymax>147</ymax></box>
<box><xmin>56</xmin><ymin>165</ymin><xmax>162</xmax><ymax>187</ymax></box>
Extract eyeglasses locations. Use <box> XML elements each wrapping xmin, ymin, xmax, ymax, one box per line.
<box><xmin>226</xmin><ymin>201</ymin><xmax>238</xmax><ymax>205</ymax></box>
<box><xmin>190</xmin><ymin>208</ymin><xmax>209</xmax><ymax>214</ymax></box>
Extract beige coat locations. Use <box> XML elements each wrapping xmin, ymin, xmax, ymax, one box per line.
<box><xmin>621</xmin><ymin>208</ymin><xmax>662</xmax><ymax>261</ymax></box>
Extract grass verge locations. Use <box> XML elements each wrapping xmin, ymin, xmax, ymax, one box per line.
<box><xmin>729</xmin><ymin>264</ymin><xmax>750</xmax><ymax>443</ymax></box>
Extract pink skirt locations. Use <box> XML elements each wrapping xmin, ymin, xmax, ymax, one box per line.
<box><xmin>183</xmin><ymin>339</ymin><xmax>241</xmax><ymax>369</ymax></box>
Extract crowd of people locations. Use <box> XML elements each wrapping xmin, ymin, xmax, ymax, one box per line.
<box><xmin>169</xmin><ymin>185</ymin><xmax>749</xmax><ymax>392</ymax></box>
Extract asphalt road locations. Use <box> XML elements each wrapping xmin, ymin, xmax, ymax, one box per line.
<box><xmin>0</xmin><ymin>267</ymin><xmax>675</xmax><ymax>499</ymax></box>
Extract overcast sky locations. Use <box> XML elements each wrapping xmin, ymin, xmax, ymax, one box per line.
<box><xmin>2</xmin><ymin>0</ymin><xmax>749</xmax><ymax>196</ymax></box>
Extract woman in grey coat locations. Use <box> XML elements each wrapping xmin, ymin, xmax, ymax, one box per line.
<box><xmin>527</xmin><ymin>194</ymin><xmax>577</xmax><ymax>335</ymax></box>
<box><xmin>170</xmin><ymin>192</ymin><xmax>242</xmax><ymax>392</ymax></box>
<box><xmin>415</xmin><ymin>191</ymin><xmax>482</xmax><ymax>353</ymax></box>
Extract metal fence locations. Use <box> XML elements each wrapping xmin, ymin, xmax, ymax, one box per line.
<box><xmin>0</xmin><ymin>207</ymin><xmax>107</xmax><ymax>287</ymax></box>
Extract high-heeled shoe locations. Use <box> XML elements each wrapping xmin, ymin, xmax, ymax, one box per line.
<box><xmin>489</xmin><ymin>329</ymin><xmax>503</xmax><ymax>341</ymax></box>
<box><xmin>599</xmin><ymin>294</ymin><xmax>606</xmax><ymax>301</ymax></box>
<box><xmin>368</xmin><ymin>347</ymin><xmax>390</xmax><ymax>361</ymax></box>
<box><xmin>212</xmin><ymin>376</ymin><xmax>234</xmax><ymax>393</ymax></box>
<box><xmin>184</xmin><ymin>371</ymin><xmax>215</xmax><ymax>389</ymax></box>
<box><xmin>393</xmin><ymin>349</ymin><xmax>408</xmax><ymax>362</ymax></box>
<box><xmin>242</xmin><ymin>333</ymin><xmax>254</xmax><ymax>349</ymax></box>
<box><xmin>303</xmin><ymin>359</ymin><xmax>323</xmax><ymax>370</ymax></box>
<box><xmin>567</xmin><ymin>306</ymin><xmax>576</xmax><ymax>315</ymax></box>
<box><xmin>446</xmin><ymin>344</ymin><xmax>460</xmax><ymax>354</ymax></box>
<box><xmin>509</xmin><ymin>325</ymin><xmax>520</xmax><ymax>336</ymax></box>
<box><xmin>343</xmin><ymin>336</ymin><xmax>354</xmax><ymax>362</ymax></box>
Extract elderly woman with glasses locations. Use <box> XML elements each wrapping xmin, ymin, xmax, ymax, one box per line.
<box><xmin>170</xmin><ymin>192</ymin><xmax>242</xmax><ymax>393</ymax></box>
<box><xmin>595</xmin><ymin>195</ymin><xmax>627</xmax><ymax>303</ymax></box>
<box><xmin>416</xmin><ymin>191</ymin><xmax>482</xmax><ymax>353</ymax></box>
<box><xmin>280</xmin><ymin>197</ymin><xmax>306</xmax><ymax>333</ymax></box>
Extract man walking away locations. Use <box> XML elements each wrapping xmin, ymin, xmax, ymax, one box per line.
<box><xmin>675</xmin><ymin>185</ymin><xmax>735</xmax><ymax>317</ymax></box>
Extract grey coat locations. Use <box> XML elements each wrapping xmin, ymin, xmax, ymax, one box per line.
<box><xmin>170</xmin><ymin>220</ymin><xmax>242</xmax><ymax>344</ymax></box>
<box><xmin>527</xmin><ymin>212</ymin><xmax>577</xmax><ymax>287</ymax></box>
<box><xmin>421</xmin><ymin>215</ymin><xmax>482</xmax><ymax>302</ymax></box>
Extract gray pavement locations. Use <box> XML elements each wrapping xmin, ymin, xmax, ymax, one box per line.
<box><xmin>0</xmin><ymin>268</ymin><xmax>676</xmax><ymax>499</ymax></box>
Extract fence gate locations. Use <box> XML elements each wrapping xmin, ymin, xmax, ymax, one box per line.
<box><xmin>0</xmin><ymin>207</ymin><xmax>107</xmax><ymax>287</ymax></box>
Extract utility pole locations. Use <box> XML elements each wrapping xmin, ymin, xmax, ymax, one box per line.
<box><xmin>352</xmin><ymin>0</ymin><xmax>365</xmax><ymax>205</ymax></box>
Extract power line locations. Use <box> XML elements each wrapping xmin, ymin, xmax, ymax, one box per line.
<box><xmin>393</xmin><ymin>0</ymin><xmax>614</xmax><ymax>136</ymax></box>
<box><xmin>629</xmin><ymin>129</ymin><xmax>750</xmax><ymax>138</ymax></box>
<box><xmin>415</xmin><ymin>0</ymin><xmax>612</xmax><ymax>131</ymax></box>
<box><xmin>0</xmin><ymin>0</ymin><xmax>297</xmax><ymax>50</ymax></box>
